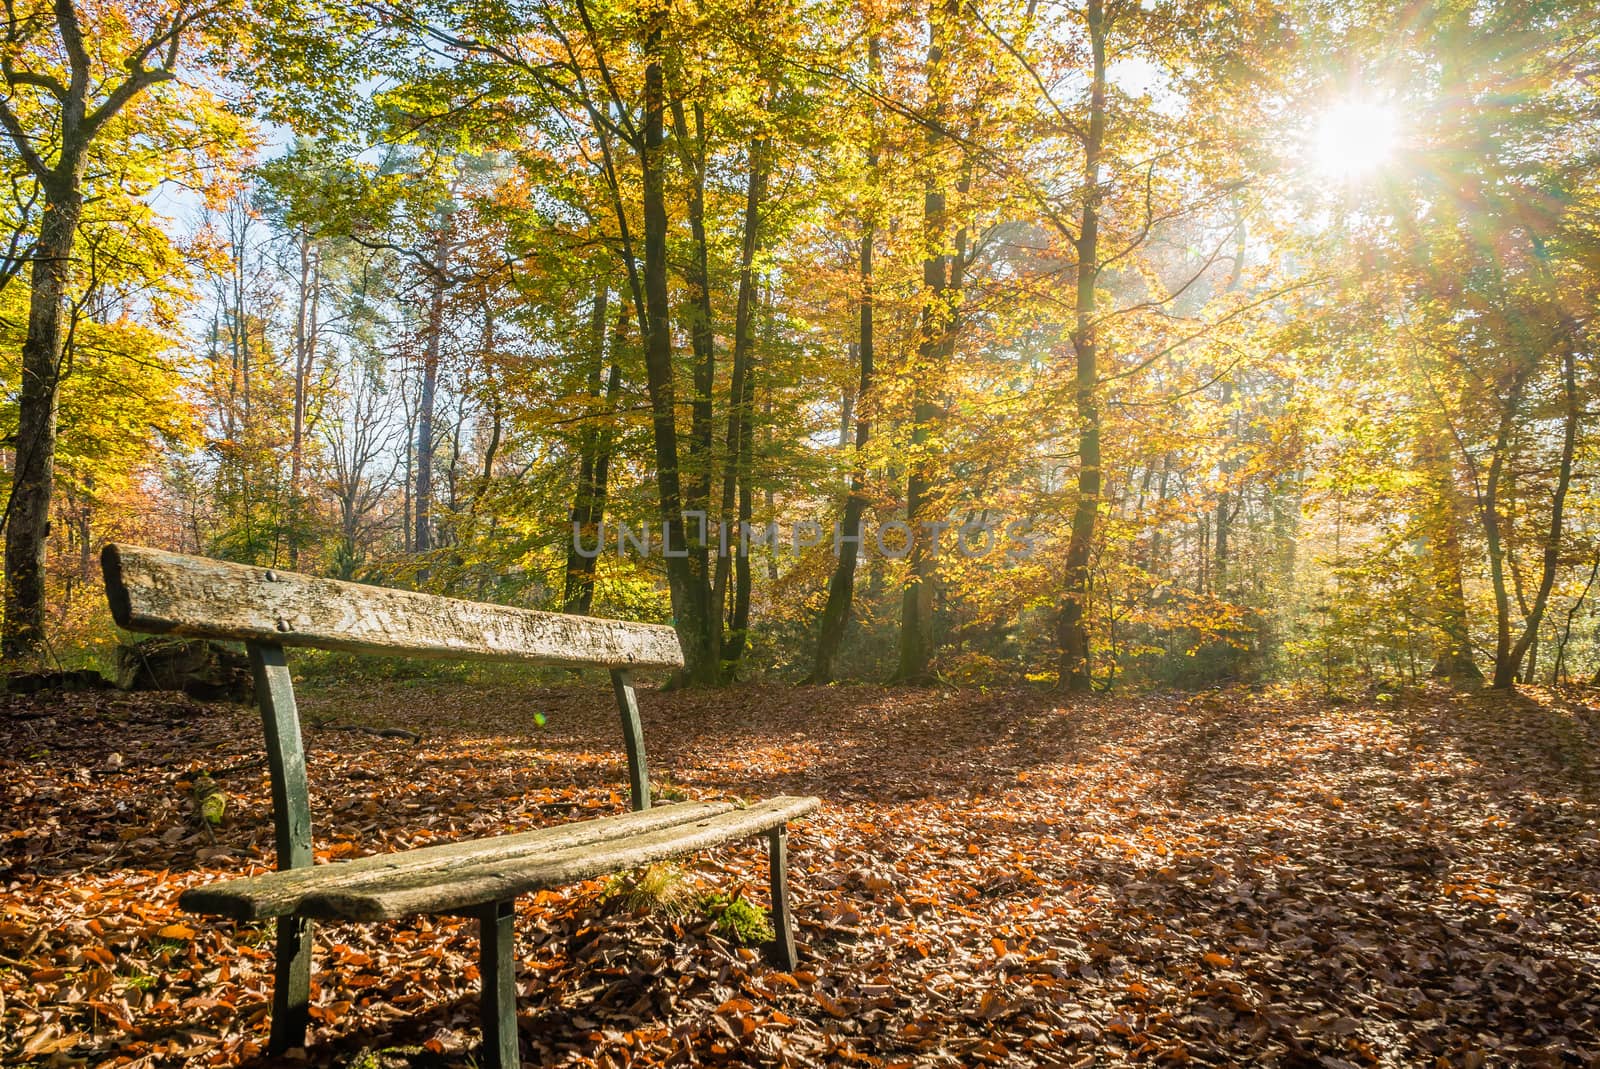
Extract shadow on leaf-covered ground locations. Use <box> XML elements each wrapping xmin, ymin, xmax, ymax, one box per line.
<box><xmin>3</xmin><ymin>679</ymin><xmax>1598</xmax><ymax>1066</ymax></box>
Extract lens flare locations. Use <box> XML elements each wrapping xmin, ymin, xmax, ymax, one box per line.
<box><xmin>1311</xmin><ymin>98</ymin><xmax>1400</xmax><ymax>181</ymax></box>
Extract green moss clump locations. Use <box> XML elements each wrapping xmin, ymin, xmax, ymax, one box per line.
<box><xmin>699</xmin><ymin>892</ymin><xmax>775</xmax><ymax>946</ymax></box>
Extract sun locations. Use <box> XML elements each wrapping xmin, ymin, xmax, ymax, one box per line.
<box><xmin>1310</xmin><ymin>98</ymin><xmax>1400</xmax><ymax>182</ymax></box>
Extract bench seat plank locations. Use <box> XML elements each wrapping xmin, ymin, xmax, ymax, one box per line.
<box><xmin>102</xmin><ymin>544</ymin><xmax>683</xmax><ymax>669</ymax></box>
<box><xmin>181</xmin><ymin>801</ymin><xmax>736</xmax><ymax>920</ymax></box>
<box><xmin>217</xmin><ymin>796</ymin><xmax>820</xmax><ymax>923</ymax></box>
<box><xmin>307</xmin><ymin>795</ymin><xmax>819</xmax><ymax>921</ymax></box>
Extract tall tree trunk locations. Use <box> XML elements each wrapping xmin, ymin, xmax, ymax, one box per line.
<box><xmin>469</xmin><ymin>303</ymin><xmax>501</xmax><ymax>517</ymax></box>
<box><xmin>1147</xmin><ymin>453</ymin><xmax>1171</xmax><ymax>571</ymax></box>
<box><xmin>1421</xmin><ymin>409</ymin><xmax>1481</xmax><ymax>684</ymax></box>
<box><xmin>1213</xmin><ymin>379</ymin><xmax>1232</xmax><ymax>594</ymax></box>
<box><xmin>1482</xmin><ymin>365</ymin><xmax>1530</xmax><ymax>690</ymax></box>
<box><xmin>810</xmin><ymin>231</ymin><xmax>875</xmax><ymax>683</ymax></box>
<box><xmin>811</xmin><ymin>55</ymin><xmax>879</xmax><ymax>683</ymax></box>
<box><xmin>669</xmin><ymin>99</ymin><xmax>718</xmax><ymax>668</ymax></box>
<box><xmin>414</xmin><ymin>219</ymin><xmax>451</xmax><ymax>558</ymax></box>
<box><xmin>736</xmin><ymin>298</ymin><xmax>775</xmax><ymax>639</ymax></box>
<box><xmin>1211</xmin><ymin>215</ymin><xmax>1248</xmax><ymax>597</ymax></box>
<box><xmin>288</xmin><ymin>229</ymin><xmax>318</xmax><ymax>570</ymax></box>
<box><xmin>712</xmin><ymin>135</ymin><xmax>768</xmax><ymax>678</ymax></box>
<box><xmin>1551</xmin><ymin>552</ymin><xmax>1598</xmax><ymax>685</ymax></box>
<box><xmin>669</xmin><ymin>99</ymin><xmax>716</xmax><ymax>517</ymax></box>
<box><xmin>641</xmin><ymin>20</ymin><xmax>715</xmax><ymax>683</ymax></box>
<box><xmin>1056</xmin><ymin>0</ymin><xmax>1107</xmax><ymax>694</ymax></box>
<box><xmin>894</xmin><ymin>4</ymin><xmax>960</xmax><ymax>685</ymax></box>
<box><xmin>838</xmin><ymin>364</ymin><xmax>855</xmax><ymax>449</ymax></box>
<box><xmin>564</xmin><ymin>289</ymin><xmax>623</xmax><ymax>616</ymax></box>
<box><xmin>2</xmin><ymin>183</ymin><xmax>80</xmax><ymax>657</ymax></box>
<box><xmin>0</xmin><ymin>6</ymin><xmax>178</xmax><ymax>654</ymax></box>
<box><xmin>1494</xmin><ymin>341</ymin><xmax>1580</xmax><ymax>689</ymax></box>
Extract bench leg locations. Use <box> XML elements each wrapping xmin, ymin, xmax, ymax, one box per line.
<box><xmin>477</xmin><ymin>899</ymin><xmax>519</xmax><ymax>1069</ymax></box>
<box><xmin>268</xmin><ymin>915</ymin><xmax>312</xmax><ymax>1054</ymax></box>
<box><xmin>765</xmin><ymin>825</ymin><xmax>798</xmax><ymax>970</ymax></box>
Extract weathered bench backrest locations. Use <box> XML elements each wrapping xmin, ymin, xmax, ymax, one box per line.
<box><xmin>102</xmin><ymin>544</ymin><xmax>683</xmax><ymax>670</ymax></box>
<box><xmin>101</xmin><ymin>544</ymin><xmax>676</xmax><ymax>871</ymax></box>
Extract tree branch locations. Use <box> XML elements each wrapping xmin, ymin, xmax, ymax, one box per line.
<box><xmin>81</xmin><ymin>65</ymin><xmax>175</xmax><ymax>143</ymax></box>
<box><xmin>1</xmin><ymin>56</ymin><xmax>65</xmax><ymax>99</ymax></box>
<box><xmin>0</xmin><ymin>94</ymin><xmax>46</xmax><ymax>177</ymax></box>
<box><xmin>51</xmin><ymin>0</ymin><xmax>88</xmax><ymax>91</ymax></box>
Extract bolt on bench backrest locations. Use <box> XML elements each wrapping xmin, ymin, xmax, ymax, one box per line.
<box><xmin>101</xmin><ymin>544</ymin><xmax>684</xmax><ymax>869</ymax></box>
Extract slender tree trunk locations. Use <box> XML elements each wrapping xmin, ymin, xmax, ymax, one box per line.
<box><xmin>810</xmin><ymin>235</ymin><xmax>875</xmax><ymax>684</ymax></box>
<box><xmin>3</xmin><ymin>182</ymin><xmax>81</xmax><ymax>658</ymax></box>
<box><xmin>470</xmin><ymin>304</ymin><xmax>500</xmax><ymax>516</ymax></box>
<box><xmin>641</xmin><ymin>21</ymin><xmax>714</xmax><ymax>683</ymax></box>
<box><xmin>670</xmin><ymin>100</ymin><xmax>716</xmax><ymax>517</ymax></box>
<box><xmin>1551</xmin><ymin>552</ymin><xmax>1598</xmax><ymax>685</ymax></box>
<box><xmin>812</xmin><ymin>61</ymin><xmax>879</xmax><ymax>682</ymax></box>
<box><xmin>1057</xmin><ymin>0</ymin><xmax>1107</xmax><ymax>694</ymax></box>
<box><xmin>1422</xmin><ymin>410</ymin><xmax>1481</xmax><ymax>685</ymax></box>
<box><xmin>401</xmin><ymin>392</ymin><xmax>414</xmax><ymax>554</ymax></box>
<box><xmin>415</xmin><ymin>219</ymin><xmax>450</xmax><ymax>558</ymax></box>
<box><xmin>839</xmin><ymin>365</ymin><xmax>855</xmax><ymax>449</ymax></box>
<box><xmin>1214</xmin><ymin>378</ymin><xmax>1232</xmax><ymax>594</ymax></box>
<box><xmin>712</xmin><ymin>136</ymin><xmax>768</xmax><ymax>677</ymax></box>
<box><xmin>732</xmin><ymin>288</ymin><xmax>774</xmax><ymax>662</ymax></box>
<box><xmin>894</xmin><ymin>5</ymin><xmax>959</xmax><ymax>685</ymax></box>
<box><xmin>564</xmin><ymin>289</ymin><xmax>623</xmax><ymax>616</ymax></box>
<box><xmin>1147</xmin><ymin>453</ymin><xmax>1171</xmax><ymax>570</ymax></box>
<box><xmin>814</xmin><ymin>297</ymin><xmax>877</xmax><ymax>682</ymax></box>
<box><xmin>670</xmin><ymin>99</ymin><xmax>718</xmax><ymax>668</ymax></box>
<box><xmin>1482</xmin><ymin>365</ymin><xmax>1529</xmax><ymax>690</ymax></box>
<box><xmin>1212</xmin><ymin>216</ymin><xmax>1248</xmax><ymax>596</ymax></box>
<box><xmin>1495</xmin><ymin>342</ymin><xmax>1580</xmax><ymax>688</ymax></box>
<box><xmin>288</xmin><ymin>230</ymin><xmax>318</xmax><ymax>570</ymax></box>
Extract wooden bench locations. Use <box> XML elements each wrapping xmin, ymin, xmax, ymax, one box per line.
<box><xmin>100</xmin><ymin>544</ymin><xmax>819</xmax><ymax>1068</ymax></box>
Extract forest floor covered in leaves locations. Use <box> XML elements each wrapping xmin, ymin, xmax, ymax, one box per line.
<box><xmin>3</xmin><ymin>678</ymin><xmax>1599</xmax><ymax>1068</ymax></box>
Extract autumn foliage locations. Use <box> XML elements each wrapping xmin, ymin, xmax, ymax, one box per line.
<box><xmin>3</xmin><ymin>679</ymin><xmax>1598</xmax><ymax>1065</ymax></box>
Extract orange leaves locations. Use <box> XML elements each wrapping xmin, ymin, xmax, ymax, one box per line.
<box><xmin>976</xmin><ymin>987</ymin><xmax>1011</xmax><ymax>1020</ymax></box>
<box><xmin>813</xmin><ymin>990</ymin><xmax>853</xmax><ymax>1019</ymax></box>
<box><xmin>306</xmin><ymin>999</ymin><xmax>353</xmax><ymax>1024</ymax></box>
<box><xmin>80</xmin><ymin>944</ymin><xmax>116</xmax><ymax>968</ymax></box>
<box><xmin>4</xmin><ymin>683</ymin><xmax>1600</xmax><ymax>1067</ymax></box>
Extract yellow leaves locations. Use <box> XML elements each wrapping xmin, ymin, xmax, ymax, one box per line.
<box><xmin>156</xmin><ymin>923</ymin><xmax>197</xmax><ymax>941</ymax></box>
